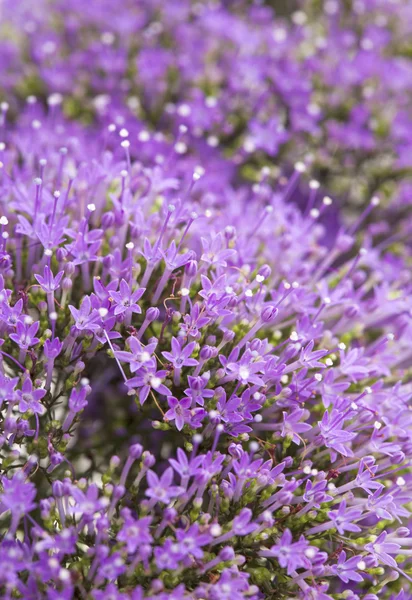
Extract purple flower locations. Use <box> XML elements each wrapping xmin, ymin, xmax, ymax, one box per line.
<box><xmin>169</xmin><ymin>448</ymin><xmax>204</xmax><ymax>480</ymax></box>
<box><xmin>162</xmin><ymin>337</ymin><xmax>198</xmax><ymax>385</ymax></box>
<box><xmin>92</xmin><ymin>584</ymin><xmax>129</xmax><ymax>600</ymax></box>
<box><xmin>318</xmin><ymin>409</ymin><xmax>356</xmax><ymax>457</ymax></box>
<box><xmin>69</xmin><ymin>296</ymin><xmax>100</xmax><ymax>333</ymax></box>
<box><xmin>68</xmin><ymin>387</ymin><xmax>89</xmax><ymax>413</ymax></box>
<box><xmin>330</xmin><ymin>551</ymin><xmax>364</xmax><ymax>584</ymax></box>
<box><xmin>110</xmin><ymin>279</ymin><xmax>145</xmax><ymax>316</ymax></box>
<box><xmin>97</xmin><ymin>552</ymin><xmax>126</xmax><ymax>582</ymax></box>
<box><xmin>260</xmin><ymin>529</ymin><xmax>315</xmax><ymax>575</ymax></box>
<box><xmin>0</xmin><ymin>472</ymin><xmax>37</xmax><ymax>525</ymax></box>
<box><xmin>145</xmin><ymin>468</ymin><xmax>184</xmax><ymax>504</ymax></box>
<box><xmin>281</xmin><ymin>408</ymin><xmax>312</xmax><ymax>445</ymax></box>
<box><xmin>175</xmin><ymin>523</ymin><xmax>211</xmax><ymax>564</ymax></box>
<box><xmin>126</xmin><ymin>368</ymin><xmax>170</xmax><ymax>405</ymax></box>
<box><xmin>18</xmin><ymin>378</ymin><xmax>46</xmax><ymax>415</ymax></box>
<box><xmin>222</xmin><ymin>348</ymin><xmax>265</xmax><ymax>386</ymax></box>
<box><xmin>68</xmin><ymin>484</ymin><xmax>108</xmax><ymax>520</ymax></box>
<box><xmin>118</xmin><ymin>510</ymin><xmax>152</xmax><ymax>554</ymax></box>
<box><xmin>0</xmin><ymin>373</ymin><xmax>18</xmax><ymax>409</ymax></box>
<box><xmin>116</xmin><ymin>337</ymin><xmax>157</xmax><ymax>373</ymax></box>
<box><xmin>201</xmin><ymin>232</ymin><xmax>237</xmax><ymax>271</ymax></box>
<box><xmin>365</xmin><ymin>531</ymin><xmax>401</xmax><ymax>568</ymax></box>
<box><xmin>231</xmin><ymin>508</ymin><xmax>257</xmax><ymax>536</ymax></box>
<box><xmin>327</xmin><ymin>500</ymin><xmax>362</xmax><ymax>535</ymax></box>
<box><xmin>43</xmin><ymin>337</ymin><xmax>63</xmax><ymax>359</ymax></box>
<box><xmin>10</xmin><ymin>320</ymin><xmax>40</xmax><ymax>350</ymax></box>
<box><xmin>162</xmin><ymin>337</ymin><xmax>198</xmax><ymax>369</ymax></box>
<box><xmin>34</xmin><ymin>265</ymin><xmax>64</xmax><ymax>293</ymax></box>
<box><xmin>184</xmin><ymin>373</ymin><xmax>214</xmax><ymax>407</ymax></box>
<box><xmin>164</xmin><ymin>396</ymin><xmax>192</xmax><ymax>431</ymax></box>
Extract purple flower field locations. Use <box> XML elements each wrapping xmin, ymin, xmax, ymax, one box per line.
<box><xmin>1</xmin><ymin>1</ymin><xmax>412</xmax><ymax>598</ymax></box>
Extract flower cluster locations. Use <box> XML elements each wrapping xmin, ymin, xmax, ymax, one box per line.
<box><xmin>0</xmin><ymin>2</ymin><xmax>412</xmax><ymax>600</ymax></box>
<box><xmin>2</xmin><ymin>0</ymin><xmax>412</xmax><ymax>208</ymax></box>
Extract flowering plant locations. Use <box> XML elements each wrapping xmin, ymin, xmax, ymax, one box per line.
<box><xmin>1</xmin><ymin>2</ymin><xmax>412</xmax><ymax>600</ymax></box>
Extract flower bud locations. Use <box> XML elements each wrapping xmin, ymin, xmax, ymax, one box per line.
<box><xmin>200</xmin><ymin>345</ymin><xmax>214</xmax><ymax>360</ymax></box>
<box><xmin>261</xmin><ymin>305</ymin><xmax>278</xmax><ymax>323</ymax></box>
<box><xmin>65</xmin><ymin>261</ymin><xmax>75</xmax><ymax>276</ymax></box>
<box><xmin>101</xmin><ymin>211</ymin><xmax>115</xmax><ymax>229</ymax></box>
<box><xmin>146</xmin><ymin>307</ymin><xmax>160</xmax><ymax>322</ymax></box>
<box><xmin>52</xmin><ymin>481</ymin><xmax>64</xmax><ymax>497</ymax></box>
<box><xmin>163</xmin><ymin>507</ymin><xmax>177</xmax><ymax>523</ymax></box>
<box><xmin>102</xmin><ymin>254</ymin><xmax>113</xmax><ymax>268</ymax></box>
<box><xmin>113</xmin><ymin>484</ymin><xmax>125</xmax><ymax>500</ymax></box>
<box><xmin>129</xmin><ymin>222</ymin><xmax>141</xmax><ymax>238</ymax></box>
<box><xmin>344</xmin><ymin>304</ymin><xmax>359</xmax><ymax>318</ymax></box>
<box><xmin>110</xmin><ymin>455</ymin><xmax>121</xmax><ymax>469</ymax></box>
<box><xmin>219</xmin><ymin>546</ymin><xmax>235</xmax><ymax>561</ymax></box>
<box><xmin>129</xmin><ymin>443</ymin><xmax>143</xmax><ymax>459</ymax></box>
<box><xmin>250</xmin><ymin>339</ymin><xmax>263</xmax><ymax>352</ymax></box>
<box><xmin>390</xmin><ymin>451</ymin><xmax>405</xmax><ymax>464</ymax></box>
<box><xmin>185</xmin><ymin>260</ymin><xmax>198</xmax><ymax>277</ymax></box>
<box><xmin>258</xmin><ymin>264</ymin><xmax>271</xmax><ymax>279</ymax></box>
<box><xmin>353</xmin><ymin>270</ymin><xmax>367</xmax><ymax>286</ymax></box>
<box><xmin>336</xmin><ymin>234</ymin><xmax>353</xmax><ymax>252</ymax></box>
<box><xmin>151</xmin><ymin>580</ymin><xmax>164</xmax><ymax>593</ymax></box>
<box><xmin>56</xmin><ymin>247</ymin><xmax>68</xmax><ymax>262</ymax></box>
<box><xmin>62</xmin><ymin>277</ymin><xmax>72</xmax><ymax>291</ymax></box>
<box><xmin>396</xmin><ymin>527</ymin><xmax>410</xmax><ymax>537</ymax></box>
<box><xmin>224</xmin><ymin>226</ymin><xmax>236</xmax><ymax>241</ymax></box>
<box><xmin>228</xmin><ymin>443</ymin><xmax>243</xmax><ymax>459</ymax></box>
<box><xmin>222</xmin><ymin>329</ymin><xmax>235</xmax><ymax>343</ymax></box>
<box><xmin>142</xmin><ymin>451</ymin><xmax>155</xmax><ymax>468</ymax></box>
